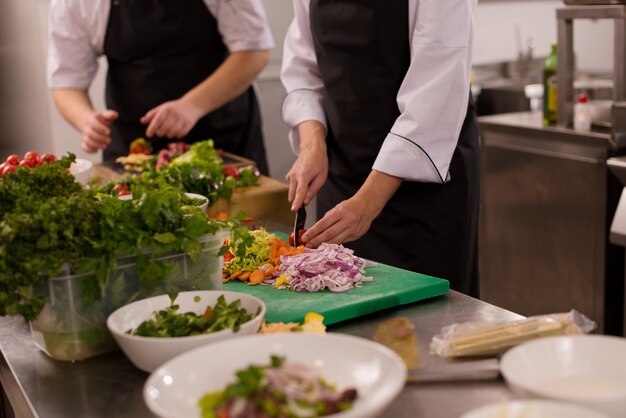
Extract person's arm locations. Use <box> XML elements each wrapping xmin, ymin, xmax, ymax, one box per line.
<box><xmin>372</xmin><ymin>0</ymin><xmax>475</xmax><ymax>183</ymax></box>
<box><xmin>281</xmin><ymin>0</ymin><xmax>329</xmax><ymax>211</ymax></box>
<box><xmin>141</xmin><ymin>50</ymin><xmax>269</xmax><ymax>139</ymax></box>
<box><xmin>48</xmin><ymin>0</ymin><xmax>117</xmax><ymax>153</ymax></box>
<box><xmin>52</xmin><ymin>89</ymin><xmax>118</xmax><ymax>153</ymax></box>
<box><xmin>141</xmin><ymin>0</ymin><xmax>274</xmax><ymax>139</ymax></box>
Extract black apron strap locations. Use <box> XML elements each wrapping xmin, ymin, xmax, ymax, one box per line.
<box><xmin>102</xmin><ymin>0</ymin><xmax>268</xmax><ymax>174</ymax></box>
<box><xmin>310</xmin><ymin>0</ymin><xmax>480</xmax><ymax>296</ymax></box>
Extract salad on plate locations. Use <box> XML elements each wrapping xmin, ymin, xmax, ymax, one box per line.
<box><xmin>198</xmin><ymin>355</ymin><xmax>358</xmax><ymax>418</ymax></box>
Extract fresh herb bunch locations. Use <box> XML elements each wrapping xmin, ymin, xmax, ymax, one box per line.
<box><xmin>129</xmin><ymin>295</ymin><xmax>257</xmax><ymax>337</ymax></box>
<box><xmin>0</xmin><ymin>154</ymin><xmax>234</xmax><ymax>321</ymax></box>
<box><xmin>0</xmin><ymin>154</ymin><xmax>103</xmax><ymax>319</ymax></box>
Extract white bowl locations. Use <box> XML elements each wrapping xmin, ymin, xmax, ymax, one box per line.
<box><xmin>106</xmin><ymin>291</ymin><xmax>265</xmax><ymax>372</ymax></box>
<box><xmin>144</xmin><ymin>333</ymin><xmax>407</xmax><ymax>418</ymax></box>
<box><xmin>183</xmin><ymin>192</ymin><xmax>208</xmax><ymax>213</ymax></box>
<box><xmin>69</xmin><ymin>158</ymin><xmax>93</xmax><ymax>185</ymax></box>
<box><xmin>460</xmin><ymin>400</ymin><xmax>608</xmax><ymax>418</ymax></box>
<box><xmin>500</xmin><ymin>335</ymin><xmax>626</xmax><ymax>418</ymax></box>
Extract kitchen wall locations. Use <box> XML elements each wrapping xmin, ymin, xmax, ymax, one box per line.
<box><xmin>475</xmin><ymin>0</ymin><xmax>613</xmax><ymax>72</ymax></box>
<box><xmin>0</xmin><ymin>0</ymin><xmax>614</xmax><ymax>179</ymax></box>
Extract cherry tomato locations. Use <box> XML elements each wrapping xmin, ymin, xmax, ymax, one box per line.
<box><xmin>223</xmin><ymin>166</ymin><xmax>239</xmax><ymax>178</ymax></box>
<box><xmin>19</xmin><ymin>159</ymin><xmax>35</xmax><ymax>168</ymax></box>
<box><xmin>288</xmin><ymin>229</ymin><xmax>307</xmax><ymax>246</ymax></box>
<box><xmin>223</xmin><ymin>251</ymin><xmax>235</xmax><ymax>262</ymax></box>
<box><xmin>39</xmin><ymin>153</ymin><xmax>57</xmax><ymax>165</ymax></box>
<box><xmin>24</xmin><ymin>151</ymin><xmax>40</xmax><ymax>166</ymax></box>
<box><xmin>5</xmin><ymin>154</ymin><xmax>19</xmax><ymax>166</ymax></box>
<box><xmin>1</xmin><ymin>164</ymin><xmax>16</xmax><ymax>176</ymax></box>
<box><xmin>111</xmin><ymin>183</ymin><xmax>130</xmax><ymax>196</ymax></box>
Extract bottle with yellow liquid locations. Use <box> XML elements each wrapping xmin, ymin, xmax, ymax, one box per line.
<box><xmin>543</xmin><ymin>44</ymin><xmax>558</xmax><ymax>126</ymax></box>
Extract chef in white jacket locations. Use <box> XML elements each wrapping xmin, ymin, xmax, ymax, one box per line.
<box><xmin>48</xmin><ymin>0</ymin><xmax>274</xmax><ymax>174</ymax></box>
<box><xmin>281</xmin><ymin>0</ymin><xmax>480</xmax><ymax>296</ymax></box>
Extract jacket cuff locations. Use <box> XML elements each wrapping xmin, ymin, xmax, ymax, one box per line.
<box><xmin>372</xmin><ymin>133</ymin><xmax>448</xmax><ymax>183</ymax></box>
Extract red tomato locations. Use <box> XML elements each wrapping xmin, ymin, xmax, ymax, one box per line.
<box><xmin>19</xmin><ymin>159</ymin><xmax>35</xmax><ymax>168</ymax></box>
<box><xmin>288</xmin><ymin>229</ymin><xmax>307</xmax><ymax>246</ymax></box>
<box><xmin>5</xmin><ymin>154</ymin><xmax>19</xmax><ymax>166</ymax></box>
<box><xmin>224</xmin><ymin>251</ymin><xmax>235</xmax><ymax>262</ymax></box>
<box><xmin>39</xmin><ymin>153</ymin><xmax>57</xmax><ymax>165</ymax></box>
<box><xmin>223</xmin><ymin>166</ymin><xmax>239</xmax><ymax>178</ymax></box>
<box><xmin>24</xmin><ymin>151</ymin><xmax>40</xmax><ymax>166</ymax></box>
<box><xmin>1</xmin><ymin>164</ymin><xmax>16</xmax><ymax>176</ymax></box>
<box><xmin>203</xmin><ymin>309</ymin><xmax>214</xmax><ymax>319</ymax></box>
<box><xmin>111</xmin><ymin>183</ymin><xmax>130</xmax><ymax>196</ymax></box>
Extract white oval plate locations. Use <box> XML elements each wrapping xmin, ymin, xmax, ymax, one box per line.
<box><xmin>460</xmin><ymin>400</ymin><xmax>608</xmax><ymax>418</ymax></box>
<box><xmin>500</xmin><ymin>335</ymin><xmax>626</xmax><ymax>418</ymax></box>
<box><xmin>144</xmin><ymin>332</ymin><xmax>407</xmax><ymax>418</ymax></box>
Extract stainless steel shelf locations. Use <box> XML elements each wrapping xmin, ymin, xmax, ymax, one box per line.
<box><xmin>557</xmin><ymin>5</ymin><xmax>626</xmax><ymax>129</ymax></box>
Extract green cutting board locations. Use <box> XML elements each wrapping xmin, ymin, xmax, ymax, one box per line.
<box><xmin>224</xmin><ymin>262</ymin><xmax>449</xmax><ymax>325</ymax></box>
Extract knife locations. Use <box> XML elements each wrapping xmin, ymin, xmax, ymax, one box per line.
<box><xmin>293</xmin><ymin>206</ymin><xmax>307</xmax><ymax>247</ymax></box>
<box><xmin>406</xmin><ymin>358</ymin><xmax>500</xmax><ymax>384</ymax></box>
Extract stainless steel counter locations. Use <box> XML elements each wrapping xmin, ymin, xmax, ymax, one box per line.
<box><xmin>0</xmin><ymin>291</ymin><xmax>523</xmax><ymax>418</ymax></box>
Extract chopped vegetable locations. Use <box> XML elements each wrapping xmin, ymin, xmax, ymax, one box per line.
<box><xmin>260</xmin><ymin>312</ymin><xmax>326</xmax><ymax>334</ymax></box>
<box><xmin>267</xmin><ymin>243</ymin><xmax>373</xmax><ymax>293</ymax></box>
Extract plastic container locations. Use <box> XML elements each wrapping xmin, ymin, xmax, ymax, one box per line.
<box><xmin>574</xmin><ymin>94</ymin><xmax>592</xmax><ymax>132</ymax></box>
<box><xmin>30</xmin><ymin>230</ymin><xmax>228</xmax><ymax>361</ymax></box>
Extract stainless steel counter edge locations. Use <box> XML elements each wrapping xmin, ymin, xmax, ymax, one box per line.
<box><xmin>478</xmin><ymin>111</ymin><xmax>615</xmax><ymax>150</ymax></box>
<box><xmin>0</xmin><ymin>291</ymin><xmax>525</xmax><ymax>418</ymax></box>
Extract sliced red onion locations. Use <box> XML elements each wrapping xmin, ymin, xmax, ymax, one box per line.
<box><xmin>274</xmin><ymin>243</ymin><xmax>373</xmax><ymax>293</ymax></box>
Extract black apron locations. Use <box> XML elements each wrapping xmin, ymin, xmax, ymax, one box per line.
<box><xmin>102</xmin><ymin>0</ymin><xmax>269</xmax><ymax>175</ymax></box>
<box><xmin>310</xmin><ymin>0</ymin><xmax>480</xmax><ymax>297</ymax></box>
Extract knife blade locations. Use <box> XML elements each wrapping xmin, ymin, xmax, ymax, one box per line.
<box><xmin>293</xmin><ymin>206</ymin><xmax>307</xmax><ymax>247</ymax></box>
<box><xmin>406</xmin><ymin>358</ymin><xmax>500</xmax><ymax>383</ymax></box>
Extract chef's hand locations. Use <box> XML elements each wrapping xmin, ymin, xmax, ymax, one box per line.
<box><xmin>141</xmin><ymin>99</ymin><xmax>204</xmax><ymax>139</ymax></box>
<box><xmin>286</xmin><ymin>121</ymin><xmax>328</xmax><ymax>211</ymax></box>
<box><xmin>302</xmin><ymin>170</ymin><xmax>403</xmax><ymax>247</ymax></box>
<box><xmin>80</xmin><ymin>110</ymin><xmax>118</xmax><ymax>153</ymax></box>
<box><xmin>302</xmin><ymin>195</ymin><xmax>373</xmax><ymax>248</ymax></box>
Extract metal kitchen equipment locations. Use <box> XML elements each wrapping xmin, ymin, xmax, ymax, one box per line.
<box><xmin>557</xmin><ymin>5</ymin><xmax>626</xmax><ymax>139</ymax></box>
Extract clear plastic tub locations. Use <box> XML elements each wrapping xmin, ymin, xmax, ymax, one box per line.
<box><xmin>30</xmin><ymin>230</ymin><xmax>228</xmax><ymax>361</ymax></box>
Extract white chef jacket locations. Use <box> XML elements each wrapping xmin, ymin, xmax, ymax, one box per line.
<box><xmin>281</xmin><ymin>0</ymin><xmax>476</xmax><ymax>184</ymax></box>
<box><xmin>48</xmin><ymin>0</ymin><xmax>274</xmax><ymax>90</ymax></box>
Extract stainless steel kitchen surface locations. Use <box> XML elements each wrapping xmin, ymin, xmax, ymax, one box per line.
<box><xmin>478</xmin><ymin>111</ymin><xmax>625</xmax><ymax>335</ymax></box>
<box><xmin>0</xmin><ymin>291</ymin><xmax>523</xmax><ymax>418</ymax></box>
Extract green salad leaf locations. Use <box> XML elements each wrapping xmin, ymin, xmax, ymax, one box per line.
<box><xmin>129</xmin><ymin>295</ymin><xmax>256</xmax><ymax>337</ymax></box>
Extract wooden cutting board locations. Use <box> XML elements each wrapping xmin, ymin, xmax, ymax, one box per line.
<box><xmin>224</xmin><ymin>262</ymin><xmax>449</xmax><ymax>325</ymax></box>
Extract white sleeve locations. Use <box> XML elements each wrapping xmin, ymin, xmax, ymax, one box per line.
<box><xmin>372</xmin><ymin>0</ymin><xmax>475</xmax><ymax>183</ymax></box>
<box><xmin>47</xmin><ymin>0</ymin><xmax>100</xmax><ymax>90</ymax></box>
<box><xmin>280</xmin><ymin>0</ymin><xmax>327</xmax><ymax>156</ymax></box>
<box><xmin>205</xmin><ymin>0</ymin><xmax>274</xmax><ymax>52</ymax></box>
